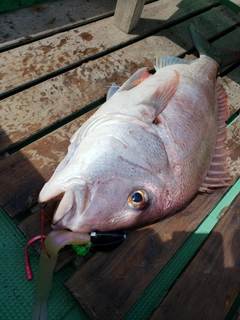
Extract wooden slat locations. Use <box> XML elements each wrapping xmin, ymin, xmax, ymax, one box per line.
<box><xmin>0</xmin><ymin>0</ymin><xmax>118</xmax><ymax>48</ymax></box>
<box><xmin>221</xmin><ymin>0</ymin><xmax>240</xmax><ymax>13</ymax></box>
<box><xmin>0</xmin><ymin>0</ymin><xmax>219</xmax><ymax>96</ymax></box>
<box><xmin>226</xmin><ymin>120</ymin><xmax>240</xmax><ymax>177</ymax></box>
<box><xmin>0</xmin><ymin>109</ymin><xmax>95</xmax><ymax>217</ymax></box>
<box><xmin>1</xmin><ymin>6</ymin><xmax>239</xmax><ymax>154</ymax></box>
<box><xmin>151</xmin><ymin>193</ymin><xmax>240</xmax><ymax>320</ymax></box>
<box><xmin>235</xmin><ymin>309</ymin><xmax>240</xmax><ymax>320</ymax></box>
<box><xmin>219</xmin><ymin>73</ymin><xmax>240</xmax><ymax>116</ymax></box>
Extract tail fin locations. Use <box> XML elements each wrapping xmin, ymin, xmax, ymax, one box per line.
<box><xmin>189</xmin><ymin>24</ymin><xmax>240</xmax><ymax>67</ymax></box>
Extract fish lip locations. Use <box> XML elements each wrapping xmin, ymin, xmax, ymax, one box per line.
<box><xmin>50</xmin><ymin>206</ymin><xmax>93</xmax><ymax>233</ymax></box>
<box><xmin>51</xmin><ymin>222</ymin><xmax>92</xmax><ymax>234</ymax></box>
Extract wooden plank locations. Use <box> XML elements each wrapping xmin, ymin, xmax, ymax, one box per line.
<box><xmin>0</xmin><ymin>0</ymin><xmax>117</xmax><ymax>47</ymax></box>
<box><xmin>1</xmin><ymin>6</ymin><xmax>239</xmax><ymax>154</ymax></box>
<box><xmin>150</xmin><ymin>193</ymin><xmax>240</xmax><ymax>320</ymax></box>
<box><xmin>226</xmin><ymin>119</ymin><xmax>240</xmax><ymax>177</ymax></box>
<box><xmin>0</xmin><ymin>0</ymin><xmax>55</xmax><ymax>13</ymax></box>
<box><xmin>235</xmin><ymin>309</ymin><xmax>240</xmax><ymax>320</ymax></box>
<box><xmin>113</xmin><ymin>0</ymin><xmax>145</xmax><ymax>33</ymax></box>
<box><xmin>221</xmin><ymin>0</ymin><xmax>240</xmax><ymax>13</ymax></box>
<box><xmin>0</xmin><ymin>0</ymin><xmax>220</xmax><ymax>96</ymax></box>
<box><xmin>0</xmin><ymin>109</ymin><xmax>95</xmax><ymax>217</ymax></box>
<box><xmin>219</xmin><ymin>72</ymin><xmax>240</xmax><ymax>115</ymax></box>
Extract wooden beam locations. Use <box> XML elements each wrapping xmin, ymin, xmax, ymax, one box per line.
<box><xmin>113</xmin><ymin>0</ymin><xmax>145</xmax><ymax>33</ymax></box>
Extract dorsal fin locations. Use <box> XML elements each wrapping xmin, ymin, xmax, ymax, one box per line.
<box><xmin>119</xmin><ymin>67</ymin><xmax>150</xmax><ymax>91</ymax></box>
<box><xmin>199</xmin><ymin>82</ymin><xmax>231</xmax><ymax>193</ymax></box>
<box><xmin>155</xmin><ymin>56</ymin><xmax>193</xmax><ymax>70</ymax></box>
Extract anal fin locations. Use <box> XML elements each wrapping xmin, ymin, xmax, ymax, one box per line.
<box><xmin>199</xmin><ymin>82</ymin><xmax>231</xmax><ymax>193</ymax></box>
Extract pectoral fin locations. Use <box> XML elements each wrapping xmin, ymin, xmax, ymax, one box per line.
<box><xmin>150</xmin><ymin>70</ymin><xmax>180</xmax><ymax>122</ymax></box>
<box><xmin>106</xmin><ymin>83</ymin><xmax>119</xmax><ymax>100</ymax></box>
<box><xmin>119</xmin><ymin>67</ymin><xmax>150</xmax><ymax>91</ymax></box>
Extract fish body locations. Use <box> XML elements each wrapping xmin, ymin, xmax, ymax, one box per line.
<box><xmin>38</xmin><ymin>25</ymin><xmax>234</xmax><ymax>233</ymax></box>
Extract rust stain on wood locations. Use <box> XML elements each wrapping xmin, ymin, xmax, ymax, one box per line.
<box><xmin>79</xmin><ymin>32</ymin><xmax>93</xmax><ymax>41</ymax></box>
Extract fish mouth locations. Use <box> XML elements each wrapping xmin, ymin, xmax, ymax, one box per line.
<box><xmin>54</xmin><ymin>187</ymin><xmax>92</xmax><ymax>231</ymax></box>
<box><xmin>38</xmin><ymin>180</ymin><xmax>94</xmax><ymax>232</ymax></box>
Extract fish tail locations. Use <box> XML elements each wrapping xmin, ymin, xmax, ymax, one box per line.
<box><xmin>189</xmin><ymin>24</ymin><xmax>240</xmax><ymax>67</ymax></box>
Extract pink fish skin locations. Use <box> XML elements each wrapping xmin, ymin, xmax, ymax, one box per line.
<box><xmin>38</xmin><ymin>25</ymin><xmax>238</xmax><ymax>233</ymax></box>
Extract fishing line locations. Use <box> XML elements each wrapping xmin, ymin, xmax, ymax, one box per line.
<box><xmin>25</xmin><ymin>235</ymin><xmax>47</xmax><ymax>280</ymax></box>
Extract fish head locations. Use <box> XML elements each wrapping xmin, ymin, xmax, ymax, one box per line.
<box><xmin>38</xmin><ymin>112</ymin><xmax>173</xmax><ymax>233</ymax></box>
<box><xmin>38</xmin><ymin>163</ymin><xmax>172</xmax><ymax>233</ymax></box>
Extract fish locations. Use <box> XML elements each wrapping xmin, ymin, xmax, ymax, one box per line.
<box><xmin>38</xmin><ymin>24</ymin><xmax>239</xmax><ymax>233</ymax></box>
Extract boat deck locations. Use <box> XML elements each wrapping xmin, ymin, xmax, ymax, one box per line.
<box><xmin>0</xmin><ymin>1</ymin><xmax>240</xmax><ymax>319</ymax></box>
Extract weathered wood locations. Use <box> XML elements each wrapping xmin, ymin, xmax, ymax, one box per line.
<box><xmin>0</xmin><ymin>0</ymin><xmax>221</xmax><ymax>96</ymax></box>
<box><xmin>221</xmin><ymin>0</ymin><xmax>240</xmax><ymax>13</ymax></box>
<box><xmin>0</xmin><ymin>150</ymin><xmax>46</xmax><ymax>216</ymax></box>
<box><xmin>113</xmin><ymin>0</ymin><xmax>145</xmax><ymax>33</ymax></box>
<box><xmin>151</xmin><ymin>193</ymin><xmax>240</xmax><ymax>320</ymax></box>
<box><xmin>226</xmin><ymin>119</ymin><xmax>240</xmax><ymax>177</ymax></box>
<box><xmin>64</xmin><ymin>182</ymin><xmax>239</xmax><ymax>320</ymax></box>
<box><xmin>0</xmin><ymin>0</ymin><xmax>117</xmax><ymax>48</ymax></box>
<box><xmin>219</xmin><ymin>73</ymin><xmax>240</xmax><ymax>115</ymax></box>
<box><xmin>235</xmin><ymin>309</ymin><xmax>240</xmax><ymax>320</ymax></box>
<box><xmin>1</xmin><ymin>6</ymin><xmax>239</xmax><ymax>154</ymax></box>
<box><xmin>0</xmin><ymin>109</ymin><xmax>96</xmax><ymax>217</ymax></box>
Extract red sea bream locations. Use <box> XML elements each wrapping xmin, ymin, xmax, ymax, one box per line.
<box><xmin>38</xmin><ymin>25</ymin><xmax>235</xmax><ymax>233</ymax></box>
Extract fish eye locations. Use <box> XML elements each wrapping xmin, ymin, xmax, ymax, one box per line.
<box><xmin>127</xmin><ymin>190</ymin><xmax>148</xmax><ymax>209</ymax></box>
